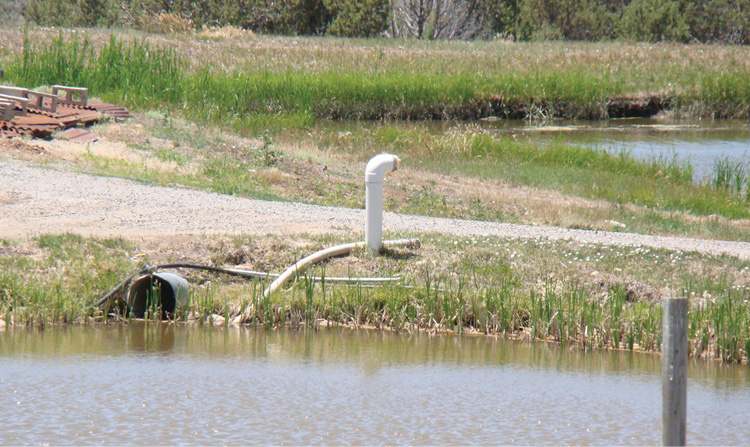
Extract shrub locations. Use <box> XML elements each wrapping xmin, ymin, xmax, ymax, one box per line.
<box><xmin>515</xmin><ymin>0</ymin><xmax>615</xmax><ymax>41</ymax></box>
<box><xmin>77</xmin><ymin>0</ymin><xmax>112</xmax><ymax>26</ymax></box>
<box><xmin>566</xmin><ymin>0</ymin><xmax>618</xmax><ymax>40</ymax></box>
<box><xmin>0</xmin><ymin>0</ymin><xmax>27</xmax><ymax>26</ymax></box>
<box><xmin>134</xmin><ymin>12</ymin><xmax>193</xmax><ymax>33</ymax></box>
<box><xmin>233</xmin><ymin>0</ymin><xmax>330</xmax><ymax>34</ymax></box>
<box><xmin>619</xmin><ymin>0</ymin><xmax>689</xmax><ymax>42</ymax></box>
<box><xmin>484</xmin><ymin>0</ymin><xmax>520</xmax><ymax>38</ymax></box>
<box><xmin>23</xmin><ymin>0</ymin><xmax>82</xmax><ymax>26</ymax></box>
<box><xmin>324</xmin><ymin>0</ymin><xmax>389</xmax><ymax>37</ymax></box>
<box><xmin>516</xmin><ymin>0</ymin><xmax>563</xmax><ymax>40</ymax></box>
<box><xmin>687</xmin><ymin>0</ymin><xmax>750</xmax><ymax>45</ymax></box>
<box><xmin>23</xmin><ymin>0</ymin><xmax>120</xmax><ymax>27</ymax></box>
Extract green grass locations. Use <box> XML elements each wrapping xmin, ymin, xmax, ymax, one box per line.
<box><xmin>685</xmin><ymin>72</ymin><xmax>750</xmax><ymax>119</ymax></box>
<box><xmin>181</xmin><ymin>67</ymin><xmax>622</xmax><ymax>122</ymax></box>
<box><xmin>459</xmin><ymin>149</ymin><xmax>750</xmax><ymax>219</ymax></box>
<box><xmin>0</xmin><ymin>234</ymin><xmax>135</xmax><ymax>326</ymax></box>
<box><xmin>709</xmin><ymin>157</ymin><xmax>750</xmax><ymax>203</ymax></box>
<box><xmin>469</xmin><ymin>134</ymin><xmax>693</xmax><ymax>182</ymax></box>
<box><xmin>79</xmin><ymin>150</ymin><xmax>283</xmax><ymax>202</ymax></box>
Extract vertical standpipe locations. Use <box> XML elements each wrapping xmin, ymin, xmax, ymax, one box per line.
<box><xmin>365</xmin><ymin>153</ymin><xmax>400</xmax><ymax>253</ymax></box>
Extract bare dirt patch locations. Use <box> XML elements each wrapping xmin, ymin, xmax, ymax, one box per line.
<box><xmin>0</xmin><ymin>138</ymin><xmax>48</xmax><ymax>157</ymax></box>
<box><xmin>0</xmin><ymin>239</ymin><xmax>43</xmax><ymax>259</ymax></box>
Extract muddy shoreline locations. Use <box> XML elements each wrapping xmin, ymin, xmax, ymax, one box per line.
<box><xmin>315</xmin><ymin>94</ymin><xmax>672</xmax><ymax>121</ymax></box>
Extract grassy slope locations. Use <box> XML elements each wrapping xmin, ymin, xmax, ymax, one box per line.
<box><xmin>54</xmin><ymin>112</ymin><xmax>750</xmax><ymax>242</ymax></box>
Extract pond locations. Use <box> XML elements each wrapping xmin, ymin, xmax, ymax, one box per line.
<box><xmin>485</xmin><ymin>119</ymin><xmax>750</xmax><ymax>180</ymax></box>
<box><xmin>1</xmin><ymin>325</ymin><xmax>748</xmax><ymax>445</ymax></box>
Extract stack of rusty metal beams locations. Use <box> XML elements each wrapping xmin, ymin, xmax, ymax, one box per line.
<box><xmin>0</xmin><ymin>85</ymin><xmax>132</xmax><ymax>143</ymax></box>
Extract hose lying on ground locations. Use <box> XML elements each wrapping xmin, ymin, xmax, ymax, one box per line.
<box><xmin>95</xmin><ymin>238</ymin><xmax>420</xmax><ymax>310</ymax></box>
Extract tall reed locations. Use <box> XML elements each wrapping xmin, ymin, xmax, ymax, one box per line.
<box><xmin>9</xmin><ymin>34</ymin><xmax>183</xmax><ymax>106</ymax></box>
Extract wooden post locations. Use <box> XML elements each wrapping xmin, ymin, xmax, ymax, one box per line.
<box><xmin>662</xmin><ymin>297</ymin><xmax>687</xmax><ymax>446</ymax></box>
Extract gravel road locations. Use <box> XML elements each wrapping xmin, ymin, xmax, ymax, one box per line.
<box><xmin>2</xmin><ymin>161</ymin><xmax>749</xmax><ymax>259</ymax></box>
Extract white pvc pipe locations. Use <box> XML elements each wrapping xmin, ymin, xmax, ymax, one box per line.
<box><xmin>365</xmin><ymin>153</ymin><xmax>400</xmax><ymax>253</ymax></box>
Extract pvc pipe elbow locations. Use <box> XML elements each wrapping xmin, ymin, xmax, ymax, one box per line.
<box><xmin>365</xmin><ymin>154</ymin><xmax>400</xmax><ymax>183</ymax></box>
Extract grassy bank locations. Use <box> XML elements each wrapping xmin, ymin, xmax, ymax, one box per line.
<box><xmin>6</xmin><ymin>109</ymin><xmax>749</xmax><ymax>243</ymax></box>
<box><xmin>3</xmin><ymin>29</ymin><xmax>750</xmax><ymax>123</ymax></box>
<box><xmin>0</xmin><ymin>232</ymin><xmax>748</xmax><ymax>364</ymax></box>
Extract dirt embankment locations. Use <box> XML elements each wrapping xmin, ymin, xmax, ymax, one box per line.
<box><xmin>320</xmin><ymin>94</ymin><xmax>671</xmax><ymax>121</ymax></box>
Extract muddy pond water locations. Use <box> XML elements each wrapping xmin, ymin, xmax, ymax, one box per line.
<box><xmin>1</xmin><ymin>325</ymin><xmax>749</xmax><ymax>445</ymax></box>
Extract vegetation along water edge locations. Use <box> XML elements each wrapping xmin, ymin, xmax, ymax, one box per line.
<box><xmin>0</xmin><ymin>233</ymin><xmax>748</xmax><ymax>365</ymax></box>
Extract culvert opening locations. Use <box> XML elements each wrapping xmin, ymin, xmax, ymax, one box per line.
<box><xmin>127</xmin><ymin>273</ymin><xmax>187</xmax><ymax>319</ymax></box>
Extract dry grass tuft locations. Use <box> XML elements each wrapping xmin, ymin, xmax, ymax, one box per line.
<box><xmin>257</xmin><ymin>167</ymin><xmax>287</xmax><ymax>185</ymax></box>
<box><xmin>135</xmin><ymin>13</ymin><xmax>193</xmax><ymax>34</ymax></box>
<box><xmin>197</xmin><ymin>25</ymin><xmax>252</xmax><ymax>40</ymax></box>
<box><xmin>431</xmin><ymin>124</ymin><xmax>488</xmax><ymax>158</ymax></box>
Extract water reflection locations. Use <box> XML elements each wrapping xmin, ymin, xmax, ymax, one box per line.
<box><xmin>3</xmin><ymin>325</ymin><xmax>746</xmax><ymax>382</ymax></box>
<box><xmin>1</xmin><ymin>326</ymin><xmax>748</xmax><ymax>445</ymax></box>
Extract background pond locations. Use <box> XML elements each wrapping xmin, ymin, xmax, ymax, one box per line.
<box><xmin>486</xmin><ymin>119</ymin><xmax>750</xmax><ymax>180</ymax></box>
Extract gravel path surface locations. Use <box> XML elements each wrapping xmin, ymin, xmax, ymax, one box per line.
<box><xmin>2</xmin><ymin>161</ymin><xmax>750</xmax><ymax>259</ymax></box>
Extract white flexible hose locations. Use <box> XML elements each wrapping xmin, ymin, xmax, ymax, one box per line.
<box><xmin>262</xmin><ymin>238</ymin><xmax>420</xmax><ymax>299</ymax></box>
